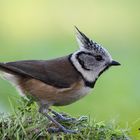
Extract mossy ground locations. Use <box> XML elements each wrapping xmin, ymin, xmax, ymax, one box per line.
<box><xmin>0</xmin><ymin>98</ymin><xmax>131</xmax><ymax>140</ymax></box>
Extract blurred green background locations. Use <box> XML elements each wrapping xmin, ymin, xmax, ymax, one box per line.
<box><xmin>0</xmin><ymin>0</ymin><xmax>140</xmax><ymax>138</ymax></box>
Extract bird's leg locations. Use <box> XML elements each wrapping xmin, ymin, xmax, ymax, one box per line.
<box><xmin>39</xmin><ymin>105</ymin><xmax>77</xmax><ymax>133</ymax></box>
<box><xmin>48</xmin><ymin>109</ymin><xmax>76</xmax><ymax>122</ymax></box>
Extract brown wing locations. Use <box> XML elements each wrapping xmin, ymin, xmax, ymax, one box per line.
<box><xmin>0</xmin><ymin>56</ymin><xmax>82</xmax><ymax>88</ymax></box>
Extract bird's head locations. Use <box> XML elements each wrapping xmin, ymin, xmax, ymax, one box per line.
<box><xmin>71</xmin><ymin>27</ymin><xmax>120</xmax><ymax>83</ymax></box>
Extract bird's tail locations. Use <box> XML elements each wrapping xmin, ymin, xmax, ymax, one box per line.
<box><xmin>0</xmin><ymin>63</ymin><xmax>15</xmax><ymax>74</ymax></box>
<box><xmin>0</xmin><ymin>63</ymin><xmax>21</xmax><ymax>86</ymax></box>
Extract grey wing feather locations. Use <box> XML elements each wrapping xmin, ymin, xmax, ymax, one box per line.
<box><xmin>0</xmin><ymin>56</ymin><xmax>81</xmax><ymax>88</ymax></box>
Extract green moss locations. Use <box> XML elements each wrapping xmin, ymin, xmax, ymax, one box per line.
<box><xmin>0</xmin><ymin>98</ymin><xmax>131</xmax><ymax>140</ymax></box>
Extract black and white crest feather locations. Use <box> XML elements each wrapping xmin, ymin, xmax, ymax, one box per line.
<box><xmin>75</xmin><ymin>26</ymin><xmax>105</xmax><ymax>54</ymax></box>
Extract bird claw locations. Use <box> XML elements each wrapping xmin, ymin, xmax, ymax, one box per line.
<box><xmin>51</xmin><ymin>110</ymin><xmax>77</xmax><ymax>122</ymax></box>
<box><xmin>47</xmin><ymin>127</ymin><xmax>78</xmax><ymax>134</ymax></box>
<box><xmin>54</xmin><ymin>115</ymin><xmax>76</xmax><ymax>122</ymax></box>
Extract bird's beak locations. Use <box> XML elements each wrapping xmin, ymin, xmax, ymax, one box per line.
<box><xmin>110</xmin><ymin>60</ymin><xmax>121</xmax><ymax>66</ymax></box>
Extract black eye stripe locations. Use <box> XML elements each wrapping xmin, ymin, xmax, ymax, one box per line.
<box><xmin>76</xmin><ymin>51</ymin><xmax>104</xmax><ymax>71</ymax></box>
<box><xmin>77</xmin><ymin>51</ymin><xmax>103</xmax><ymax>60</ymax></box>
<box><xmin>77</xmin><ymin>51</ymin><xmax>93</xmax><ymax>57</ymax></box>
<box><xmin>95</xmin><ymin>55</ymin><xmax>103</xmax><ymax>61</ymax></box>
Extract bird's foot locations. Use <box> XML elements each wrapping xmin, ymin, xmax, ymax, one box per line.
<box><xmin>47</xmin><ymin>127</ymin><xmax>77</xmax><ymax>134</ymax></box>
<box><xmin>50</xmin><ymin>110</ymin><xmax>76</xmax><ymax>122</ymax></box>
<box><xmin>39</xmin><ymin>106</ymin><xmax>78</xmax><ymax>134</ymax></box>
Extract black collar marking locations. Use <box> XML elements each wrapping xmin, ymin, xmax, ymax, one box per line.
<box><xmin>68</xmin><ymin>54</ymin><xmax>96</xmax><ymax>88</ymax></box>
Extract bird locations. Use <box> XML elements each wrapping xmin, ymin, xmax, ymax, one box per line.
<box><xmin>0</xmin><ymin>27</ymin><xmax>120</xmax><ymax>133</ymax></box>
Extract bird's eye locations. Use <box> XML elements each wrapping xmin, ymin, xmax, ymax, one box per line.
<box><xmin>95</xmin><ymin>55</ymin><xmax>103</xmax><ymax>61</ymax></box>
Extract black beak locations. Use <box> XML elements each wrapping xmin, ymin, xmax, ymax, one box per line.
<box><xmin>110</xmin><ymin>60</ymin><xmax>121</xmax><ymax>66</ymax></box>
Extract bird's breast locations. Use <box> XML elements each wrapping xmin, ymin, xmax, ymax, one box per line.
<box><xmin>52</xmin><ymin>82</ymin><xmax>91</xmax><ymax>106</ymax></box>
<box><xmin>16</xmin><ymin>78</ymin><xmax>91</xmax><ymax>106</ymax></box>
